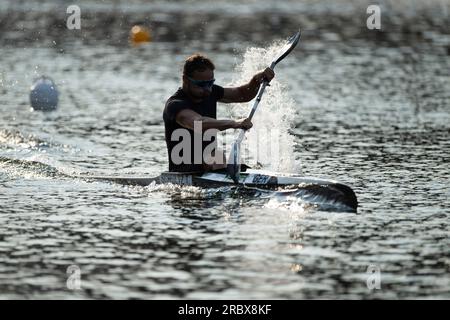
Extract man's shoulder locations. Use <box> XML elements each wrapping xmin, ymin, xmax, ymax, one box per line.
<box><xmin>164</xmin><ymin>89</ymin><xmax>192</xmax><ymax>122</ymax></box>
<box><xmin>165</xmin><ymin>89</ymin><xmax>192</xmax><ymax>111</ymax></box>
<box><xmin>211</xmin><ymin>84</ymin><xmax>224</xmax><ymax>101</ymax></box>
<box><xmin>166</xmin><ymin>88</ymin><xmax>186</xmax><ymax>104</ymax></box>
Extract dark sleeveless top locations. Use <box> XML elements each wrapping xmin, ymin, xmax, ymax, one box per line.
<box><xmin>163</xmin><ymin>85</ymin><xmax>224</xmax><ymax>172</ymax></box>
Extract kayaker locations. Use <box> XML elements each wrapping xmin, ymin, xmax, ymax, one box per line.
<box><xmin>163</xmin><ymin>53</ymin><xmax>274</xmax><ymax>172</ymax></box>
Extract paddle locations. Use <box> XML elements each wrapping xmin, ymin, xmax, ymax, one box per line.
<box><xmin>226</xmin><ymin>30</ymin><xmax>301</xmax><ymax>183</ymax></box>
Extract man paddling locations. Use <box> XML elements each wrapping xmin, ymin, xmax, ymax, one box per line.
<box><xmin>163</xmin><ymin>54</ymin><xmax>274</xmax><ymax>172</ymax></box>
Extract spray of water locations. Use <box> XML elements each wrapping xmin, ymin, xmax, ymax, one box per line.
<box><xmin>224</xmin><ymin>42</ymin><xmax>301</xmax><ymax>173</ymax></box>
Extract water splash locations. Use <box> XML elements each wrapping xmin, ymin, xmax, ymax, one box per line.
<box><xmin>0</xmin><ymin>129</ymin><xmax>45</xmax><ymax>150</ymax></box>
<box><xmin>0</xmin><ymin>154</ymin><xmax>80</xmax><ymax>180</ymax></box>
<box><xmin>265</xmin><ymin>194</ymin><xmax>313</xmax><ymax>213</ymax></box>
<box><xmin>0</xmin><ymin>129</ymin><xmax>78</xmax><ymax>154</ymax></box>
<box><xmin>265</xmin><ymin>188</ymin><xmax>358</xmax><ymax>213</ymax></box>
<box><xmin>0</xmin><ymin>156</ymin><xmax>66</xmax><ymax>179</ymax></box>
<box><xmin>225</xmin><ymin>42</ymin><xmax>301</xmax><ymax>173</ymax></box>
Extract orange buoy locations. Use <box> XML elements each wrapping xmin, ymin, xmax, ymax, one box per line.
<box><xmin>130</xmin><ymin>25</ymin><xmax>151</xmax><ymax>45</ymax></box>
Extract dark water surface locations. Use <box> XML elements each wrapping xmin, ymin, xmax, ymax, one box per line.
<box><xmin>0</xmin><ymin>0</ymin><xmax>449</xmax><ymax>299</ymax></box>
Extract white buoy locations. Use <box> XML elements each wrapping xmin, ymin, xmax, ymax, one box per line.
<box><xmin>30</xmin><ymin>76</ymin><xmax>59</xmax><ymax>111</ymax></box>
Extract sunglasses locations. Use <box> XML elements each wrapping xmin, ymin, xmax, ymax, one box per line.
<box><xmin>187</xmin><ymin>77</ymin><xmax>215</xmax><ymax>88</ymax></box>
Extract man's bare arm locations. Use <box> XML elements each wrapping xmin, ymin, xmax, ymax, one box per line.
<box><xmin>175</xmin><ymin>109</ymin><xmax>252</xmax><ymax>132</ymax></box>
<box><xmin>219</xmin><ymin>68</ymin><xmax>275</xmax><ymax>103</ymax></box>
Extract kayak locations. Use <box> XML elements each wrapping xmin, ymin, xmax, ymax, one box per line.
<box><xmin>80</xmin><ymin>169</ymin><xmax>358</xmax><ymax>212</ymax></box>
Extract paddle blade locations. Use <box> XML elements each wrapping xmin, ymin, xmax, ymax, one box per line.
<box><xmin>227</xmin><ymin>141</ymin><xmax>241</xmax><ymax>183</ymax></box>
<box><xmin>271</xmin><ymin>30</ymin><xmax>301</xmax><ymax>68</ymax></box>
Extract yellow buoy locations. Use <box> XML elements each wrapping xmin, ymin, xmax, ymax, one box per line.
<box><xmin>130</xmin><ymin>25</ymin><xmax>151</xmax><ymax>45</ymax></box>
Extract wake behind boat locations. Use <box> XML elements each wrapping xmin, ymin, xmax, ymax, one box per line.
<box><xmin>79</xmin><ymin>169</ymin><xmax>358</xmax><ymax>212</ymax></box>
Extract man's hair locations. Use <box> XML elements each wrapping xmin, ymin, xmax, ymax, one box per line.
<box><xmin>183</xmin><ymin>54</ymin><xmax>215</xmax><ymax>77</ymax></box>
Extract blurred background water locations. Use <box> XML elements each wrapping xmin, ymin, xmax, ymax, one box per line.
<box><xmin>0</xmin><ymin>0</ymin><xmax>449</xmax><ymax>299</ymax></box>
